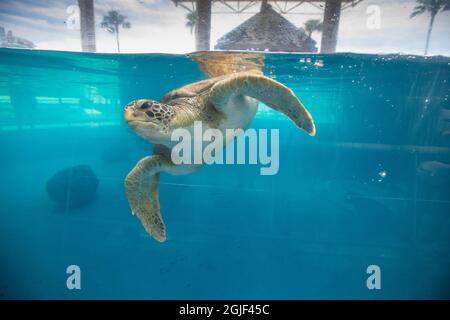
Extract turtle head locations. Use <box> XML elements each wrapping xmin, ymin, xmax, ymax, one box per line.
<box><xmin>124</xmin><ymin>99</ymin><xmax>175</xmax><ymax>142</ymax></box>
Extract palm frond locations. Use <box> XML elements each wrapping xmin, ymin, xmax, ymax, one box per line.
<box><xmin>443</xmin><ymin>0</ymin><xmax>450</xmax><ymax>10</ymax></box>
<box><xmin>410</xmin><ymin>5</ymin><xmax>426</xmax><ymax>18</ymax></box>
<box><xmin>100</xmin><ymin>10</ymin><xmax>131</xmax><ymax>33</ymax></box>
<box><xmin>303</xmin><ymin>19</ymin><xmax>323</xmax><ymax>37</ymax></box>
<box><xmin>185</xmin><ymin>12</ymin><xmax>198</xmax><ymax>34</ymax></box>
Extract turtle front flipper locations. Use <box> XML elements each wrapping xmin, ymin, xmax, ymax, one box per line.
<box><xmin>125</xmin><ymin>155</ymin><xmax>169</xmax><ymax>242</ymax></box>
<box><xmin>209</xmin><ymin>73</ymin><xmax>316</xmax><ymax>136</ymax></box>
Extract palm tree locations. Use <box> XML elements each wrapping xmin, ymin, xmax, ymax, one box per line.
<box><xmin>185</xmin><ymin>11</ymin><xmax>197</xmax><ymax>35</ymax></box>
<box><xmin>410</xmin><ymin>0</ymin><xmax>450</xmax><ymax>55</ymax></box>
<box><xmin>303</xmin><ymin>19</ymin><xmax>323</xmax><ymax>39</ymax></box>
<box><xmin>100</xmin><ymin>10</ymin><xmax>131</xmax><ymax>53</ymax></box>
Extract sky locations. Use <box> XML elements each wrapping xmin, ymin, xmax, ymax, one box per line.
<box><xmin>0</xmin><ymin>0</ymin><xmax>449</xmax><ymax>56</ymax></box>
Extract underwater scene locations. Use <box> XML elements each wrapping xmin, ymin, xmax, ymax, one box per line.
<box><xmin>0</xmin><ymin>48</ymin><xmax>449</xmax><ymax>299</ymax></box>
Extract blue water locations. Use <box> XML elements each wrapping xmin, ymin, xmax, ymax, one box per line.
<box><xmin>0</xmin><ymin>48</ymin><xmax>449</xmax><ymax>299</ymax></box>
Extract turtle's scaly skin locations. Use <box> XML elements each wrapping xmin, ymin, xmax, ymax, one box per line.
<box><xmin>165</xmin><ymin>92</ymin><xmax>225</xmax><ymax>130</ymax></box>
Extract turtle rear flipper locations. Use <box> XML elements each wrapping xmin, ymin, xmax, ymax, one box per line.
<box><xmin>209</xmin><ymin>73</ymin><xmax>316</xmax><ymax>136</ymax></box>
<box><xmin>125</xmin><ymin>155</ymin><xmax>169</xmax><ymax>242</ymax></box>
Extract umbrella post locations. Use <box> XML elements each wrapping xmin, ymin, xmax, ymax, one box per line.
<box><xmin>195</xmin><ymin>0</ymin><xmax>211</xmax><ymax>51</ymax></box>
<box><xmin>320</xmin><ymin>0</ymin><xmax>342</xmax><ymax>53</ymax></box>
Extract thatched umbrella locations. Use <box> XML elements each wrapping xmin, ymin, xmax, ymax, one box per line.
<box><xmin>215</xmin><ymin>2</ymin><xmax>317</xmax><ymax>52</ymax></box>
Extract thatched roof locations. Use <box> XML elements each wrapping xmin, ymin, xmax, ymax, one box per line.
<box><xmin>215</xmin><ymin>4</ymin><xmax>317</xmax><ymax>52</ymax></box>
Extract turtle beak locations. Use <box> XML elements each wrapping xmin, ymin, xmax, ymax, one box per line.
<box><xmin>124</xmin><ymin>101</ymin><xmax>136</xmax><ymax>121</ymax></box>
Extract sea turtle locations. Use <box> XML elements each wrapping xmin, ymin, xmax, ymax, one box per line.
<box><xmin>124</xmin><ymin>53</ymin><xmax>316</xmax><ymax>242</ymax></box>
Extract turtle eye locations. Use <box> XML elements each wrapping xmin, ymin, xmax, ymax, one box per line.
<box><xmin>141</xmin><ymin>101</ymin><xmax>151</xmax><ymax>109</ymax></box>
